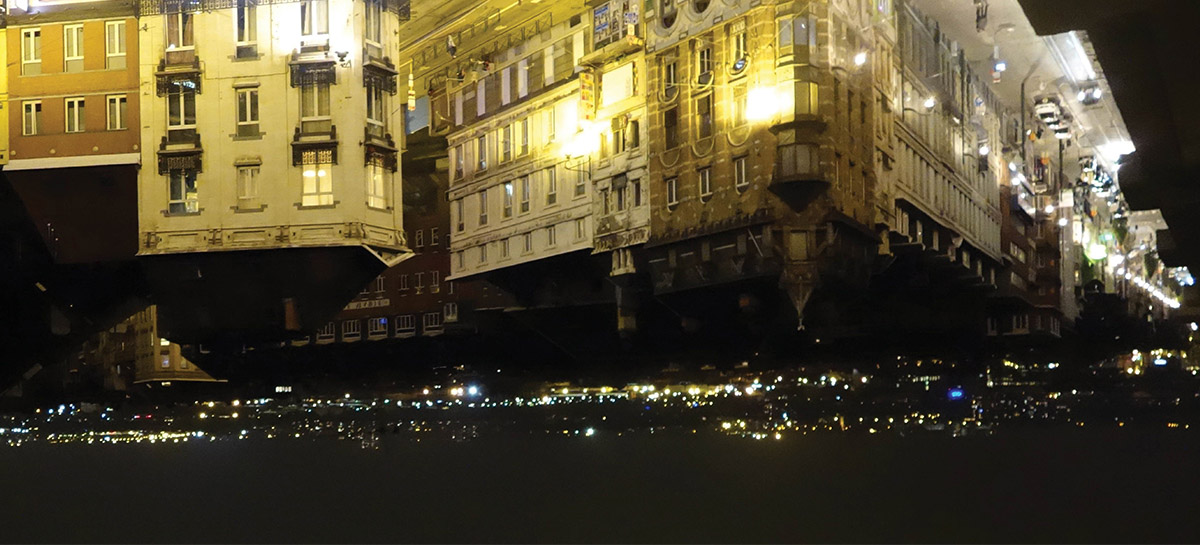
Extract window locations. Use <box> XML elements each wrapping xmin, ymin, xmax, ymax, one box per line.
<box><xmin>455</xmin><ymin>200</ymin><xmax>465</xmax><ymax>232</ymax></box>
<box><xmin>65</xmin><ymin>98</ymin><xmax>85</xmax><ymax>133</ymax></box>
<box><xmin>237</xmin><ymin>1</ymin><xmax>257</xmax><ymax>45</ymax></box>
<box><xmin>698</xmin><ymin>167</ymin><xmax>712</xmax><ymax>200</ymax></box>
<box><xmin>63</xmin><ymin>25</ymin><xmax>84</xmax><ymax>73</ymax></box>
<box><xmin>731</xmin><ymin>20</ymin><xmax>747</xmax><ymax>62</ymax></box>
<box><xmin>501</xmin><ymin>238</ymin><xmax>511</xmax><ymax>258</ymax></box>
<box><xmin>575</xmin><ymin>218</ymin><xmax>586</xmax><ymax>240</ymax></box>
<box><xmin>633</xmin><ymin>179</ymin><xmax>642</xmax><ymax>206</ymax></box>
<box><xmin>453</xmin><ymin>144</ymin><xmax>465</xmax><ymax>179</ymax></box>
<box><xmin>399</xmin><ymin>274</ymin><xmax>408</xmax><ymax>290</ymax></box>
<box><xmin>629</xmin><ymin>119</ymin><xmax>640</xmax><ymax>149</ymax></box>
<box><xmin>544</xmin><ymin>108</ymin><xmax>556</xmax><ymax>144</ymax></box>
<box><xmin>168</xmin><ymin>169</ymin><xmax>199</xmax><ymax>214</ymax></box>
<box><xmin>503</xmin><ymin>182</ymin><xmax>514</xmax><ymax>218</ymax></box>
<box><xmin>21</xmin><ymin>29</ymin><xmax>41</xmax><ymax>75</ymax></box>
<box><xmin>300</xmin><ymin>83</ymin><xmax>332</xmax><ymax>134</ymax></box>
<box><xmin>301</xmin><ymin>0</ymin><xmax>329</xmax><ymax>36</ymax></box>
<box><xmin>342</xmin><ymin>320</ymin><xmax>361</xmax><ymax>341</ymax></box>
<box><xmin>547</xmin><ymin>225</ymin><xmax>557</xmax><ymax>247</ymax></box>
<box><xmin>616</xmin><ymin>184</ymin><xmax>627</xmax><ymax>211</ymax></box>
<box><xmin>519</xmin><ymin>177</ymin><xmax>531</xmax><ymax>214</ymax></box>
<box><xmin>415</xmin><ymin>272</ymin><xmax>425</xmax><ymax>288</ymax></box>
<box><xmin>237</xmin><ymin>166</ymin><xmax>260</xmax><ymax>203</ymax></box>
<box><xmin>236</xmin><ymin>87</ymin><xmax>260</xmax><ymax>137</ymax></box>
<box><xmin>523</xmin><ymin>232</ymin><xmax>533</xmax><ymax>253</ymax></box>
<box><xmin>697</xmin><ymin>45</ymin><xmax>713</xmax><ymax>82</ymax></box>
<box><xmin>431</xmin><ymin>228</ymin><xmax>440</xmax><ymax>245</ymax></box>
<box><xmin>479</xmin><ymin>244</ymin><xmax>488</xmax><ymax>263</ymax></box>
<box><xmin>664</xmin><ymin>60</ymin><xmax>678</xmax><ymax>98</ymax></box>
<box><xmin>574</xmin><ymin>168</ymin><xmax>587</xmax><ymax>197</ymax></box>
<box><xmin>397</xmin><ymin>315</ymin><xmax>416</xmax><ymax>333</ymax></box>
<box><xmin>477</xmin><ymin>135</ymin><xmax>488</xmax><ymax>170</ymax></box>
<box><xmin>423</xmin><ymin>312</ymin><xmax>443</xmax><ymax>331</ymax></box>
<box><xmin>366</xmin><ymin>85</ymin><xmax>386</xmax><ymax>137</ymax></box>
<box><xmin>107</xmin><ymin>95</ymin><xmax>128</xmax><ymax>131</ymax></box>
<box><xmin>612</xmin><ymin>117</ymin><xmax>627</xmax><ymax>154</ymax></box>
<box><xmin>545</xmin><ymin>168</ymin><xmax>558</xmax><ymax>205</ymax></box>
<box><xmin>415</xmin><ymin>229</ymin><xmax>424</xmax><ymax>247</ymax></box>
<box><xmin>368</xmin><ymin>317</ymin><xmax>387</xmax><ymax>339</ymax></box>
<box><xmin>364</xmin><ymin>0</ymin><xmax>383</xmax><ymax>47</ymax></box>
<box><xmin>778</xmin><ymin>144</ymin><xmax>818</xmax><ymax>177</ymax></box>
<box><xmin>601</xmin><ymin>188</ymin><xmax>611</xmax><ymax>215</ymax></box>
<box><xmin>431</xmin><ymin>271</ymin><xmax>440</xmax><ymax>290</ymax></box>
<box><xmin>519</xmin><ymin>119</ymin><xmax>530</xmax><ymax>156</ymax></box>
<box><xmin>316</xmin><ymin>322</ymin><xmax>336</xmax><ymax>342</ymax></box>
<box><xmin>166</xmin><ymin>85</ymin><xmax>197</xmax><ymax>140</ymax></box>
<box><xmin>666</xmin><ymin>177</ymin><xmax>679</xmax><ymax>207</ymax></box>
<box><xmin>367</xmin><ymin>160</ymin><xmax>391</xmax><ymax>209</ymax></box>
<box><xmin>455</xmin><ymin>251</ymin><xmax>464</xmax><ymax>270</ymax></box>
<box><xmin>166</xmin><ymin>12</ymin><xmax>194</xmax><ymax>50</ymax></box>
<box><xmin>696</xmin><ymin>94</ymin><xmax>714</xmax><ymax>138</ymax></box>
<box><xmin>732</xmin><ymin>82</ymin><xmax>748</xmax><ymax>127</ymax></box>
<box><xmin>300</xmin><ymin>149</ymin><xmax>335</xmax><ymax>206</ymax></box>
<box><xmin>22</xmin><ymin>101</ymin><xmax>41</xmax><ymax>135</ymax></box>
<box><xmin>501</xmin><ymin>124</ymin><xmax>513</xmax><ymax>162</ymax></box>
<box><xmin>734</xmin><ymin>156</ymin><xmax>749</xmax><ymax>192</ymax></box>
<box><xmin>105</xmin><ymin>21</ymin><xmax>126</xmax><ymax>69</ymax></box>
<box><xmin>478</xmin><ymin>190</ymin><xmax>488</xmax><ymax>225</ymax></box>
<box><xmin>664</xmin><ymin>107</ymin><xmax>679</xmax><ymax>149</ymax></box>
<box><xmin>444</xmin><ymin>302</ymin><xmax>459</xmax><ymax>323</ymax></box>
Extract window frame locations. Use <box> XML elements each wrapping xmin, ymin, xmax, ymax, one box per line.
<box><xmin>22</xmin><ymin>100</ymin><xmax>42</xmax><ymax>135</ymax></box>
<box><xmin>300</xmin><ymin>82</ymin><xmax>332</xmax><ymax>134</ymax></box>
<box><xmin>106</xmin><ymin>95</ymin><xmax>128</xmax><ymax>131</ymax></box>
<box><xmin>300</xmin><ymin>0</ymin><xmax>330</xmax><ymax>37</ymax></box>
<box><xmin>63</xmin><ymin>24</ymin><xmax>84</xmax><ymax>73</ymax></box>
<box><xmin>666</xmin><ymin>177</ymin><xmax>679</xmax><ymax>208</ymax></box>
<box><xmin>167</xmin><ymin>168</ymin><xmax>200</xmax><ymax>214</ymax></box>
<box><xmin>237</xmin><ymin>165</ymin><xmax>260</xmax><ymax>202</ymax></box>
<box><xmin>698</xmin><ymin>167</ymin><xmax>713</xmax><ymax>200</ymax></box>
<box><xmin>21</xmin><ymin>28</ymin><xmax>42</xmax><ymax>76</ymax></box>
<box><xmin>165</xmin><ymin>12</ymin><xmax>195</xmax><ymax>50</ymax></box>
<box><xmin>64</xmin><ymin>97</ymin><xmax>85</xmax><ymax>134</ymax></box>
<box><xmin>734</xmin><ymin>156</ymin><xmax>749</xmax><ymax>192</ymax></box>
<box><xmin>236</xmin><ymin>87</ymin><xmax>260</xmax><ymax>136</ymax></box>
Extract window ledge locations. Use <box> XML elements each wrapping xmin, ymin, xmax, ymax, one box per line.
<box><xmin>231</xmin><ymin>132</ymin><xmax>265</xmax><ymax>141</ymax></box>
<box><xmin>162</xmin><ymin>209</ymin><xmax>204</xmax><ymax>217</ymax></box>
<box><xmin>367</xmin><ymin>205</ymin><xmax>393</xmax><ymax>212</ymax></box>
<box><xmin>294</xmin><ymin>201</ymin><xmax>340</xmax><ymax>210</ymax></box>
<box><xmin>231</xmin><ymin>204</ymin><xmax>267</xmax><ymax>213</ymax></box>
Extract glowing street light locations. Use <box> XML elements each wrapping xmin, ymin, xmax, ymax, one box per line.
<box><xmin>853</xmin><ymin>51</ymin><xmax>868</xmax><ymax>67</ymax></box>
<box><xmin>745</xmin><ymin>87</ymin><xmax>779</xmax><ymax>122</ymax></box>
<box><xmin>923</xmin><ymin>97</ymin><xmax>937</xmax><ymax>110</ymax></box>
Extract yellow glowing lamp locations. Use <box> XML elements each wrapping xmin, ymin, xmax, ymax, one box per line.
<box><xmin>745</xmin><ymin>87</ymin><xmax>779</xmax><ymax>122</ymax></box>
<box><xmin>1086</xmin><ymin>243</ymin><xmax>1108</xmax><ymax>261</ymax></box>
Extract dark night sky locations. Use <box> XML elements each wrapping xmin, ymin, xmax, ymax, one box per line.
<box><xmin>1</xmin><ymin>430</ymin><xmax>1198</xmax><ymax>543</ymax></box>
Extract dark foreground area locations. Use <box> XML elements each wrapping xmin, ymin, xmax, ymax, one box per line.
<box><xmin>1</xmin><ymin>429</ymin><xmax>1197</xmax><ymax>543</ymax></box>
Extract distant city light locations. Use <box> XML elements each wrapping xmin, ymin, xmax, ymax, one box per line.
<box><xmin>948</xmin><ymin>388</ymin><xmax>965</xmax><ymax>400</ymax></box>
<box><xmin>854</xmin><ymin>51</ymin><xmax>868</xmax><ymax>67</ymax></box>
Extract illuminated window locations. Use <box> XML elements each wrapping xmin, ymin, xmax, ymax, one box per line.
<box><xmin>63</xmin><ymin>24</ymin><xmax>84</xmax><ymax>73</ymax></box>
<box><xmin>105</xmin><ymin>21</ymin><xmax>126</xmax><ymax>69</ymax></box>
<box><xmin>697</xmin><ymin>45</ymin><xmax>714</xmax><ymax>82</ymax></box>
<box><xmin>663</xmin><ymin>59</ymin><xmax>677</xmax><ymax>98</ymax></box>
<box><xmin>545</xmin><ymin>167</ymin><xmax>557</xmax><ymax>205</ymax></box>
<box><xmin>64</xmin><ymin>97</ymin><xmax>85</xmax><ymax>133</ymax></box>
<box><xmin>732</xmin><ymin>82</ymin><xmax>748</xmax><ymax>127</ymax></box>
<box><xmin>478</xmin><ymin>189</ymin><xmax>489</xmax><ymax>225</ymax></box>
<box><xmin>455</xmin><ymin>199</ymin><xmax>465</xmax><ymax>232</ymax></box>
<box><xmin>300</xmin><ymin>149</ymin><xmax>334</xmax><ymax>207</ymax></box>
<box><xmin>167</xmin><ymin>169</ymin><xmax>199</xmax><ymax>214</ymax></box>
<box><xmin>165</xmin><ymin>12</ymin><xmax>194</xmax><ymax>50</ymax></box>
<box><xmin>503</xmin><ymin>181</ymin><xmax>514</xmax><ymax>218</ymax></box>
<box><xmin>453</xmin><ymin>144</ymin><xmax>464</xmax><ymax>180</ymax></box>
<box><xmin>431</xmin><ymin>271</ymin><xmax>440</xmax><ymax>290</ymax></box>
<box><xmin>300</xmin><ymin>82</ymin><xmax>332</xmax><ymax>134</ymax></box>
<box><xmin>106</xmin><ymin>95</ymin><xmax>127</xmax><ymax>131</ymax></box>
<box><xmin>236</xmin><ymin>87</ymin><xmax>259</xmax><ymax>137</ymax></box>
<box><xmin>666</xmin><ymin>177</ymin><xmax>679</xmax><ymax>207</ymax></box>
<box><xmin>366</xmin><ymin>159</ymin><xmax>390</xmax><ymax>209</ymax></box>
<box><xmin>21</xmin><ymin>28</ymin><xmax>41</xmax><ymax>76</ymax></box>
<box><xmin>501</xmin><ymin>124</ymin><xmax>512</xmax><ymax>162</ymax></box>
<box><xmin>444</xmin><ymin>303</ymin><xmax>459</xmax><ymax>323</ymax></box>
<box><xmin>519</xmin><ymin>119</ymin><xmax>530</xmax><ymax>155</ymax></box>
<box><xmin>300</xmin><ymin>0</ymin><xmax>329</xmax><ymax>37</ymax></box>
<box><xmin>734</xmin><ymin>156</ymin><xmax>749</xmax><ymax>192</ymax></box>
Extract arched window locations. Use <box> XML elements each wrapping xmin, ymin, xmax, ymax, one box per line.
<box><xmin>692</xmin><ymin>0</ymin><xmax>711</xmax><ymax>14</ymax></box>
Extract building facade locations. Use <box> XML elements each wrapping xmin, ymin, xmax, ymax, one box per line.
<box><xmin>133</xmin><ymin>0</ymin><xmax>412</xmax><ymax>341</ymax></box>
